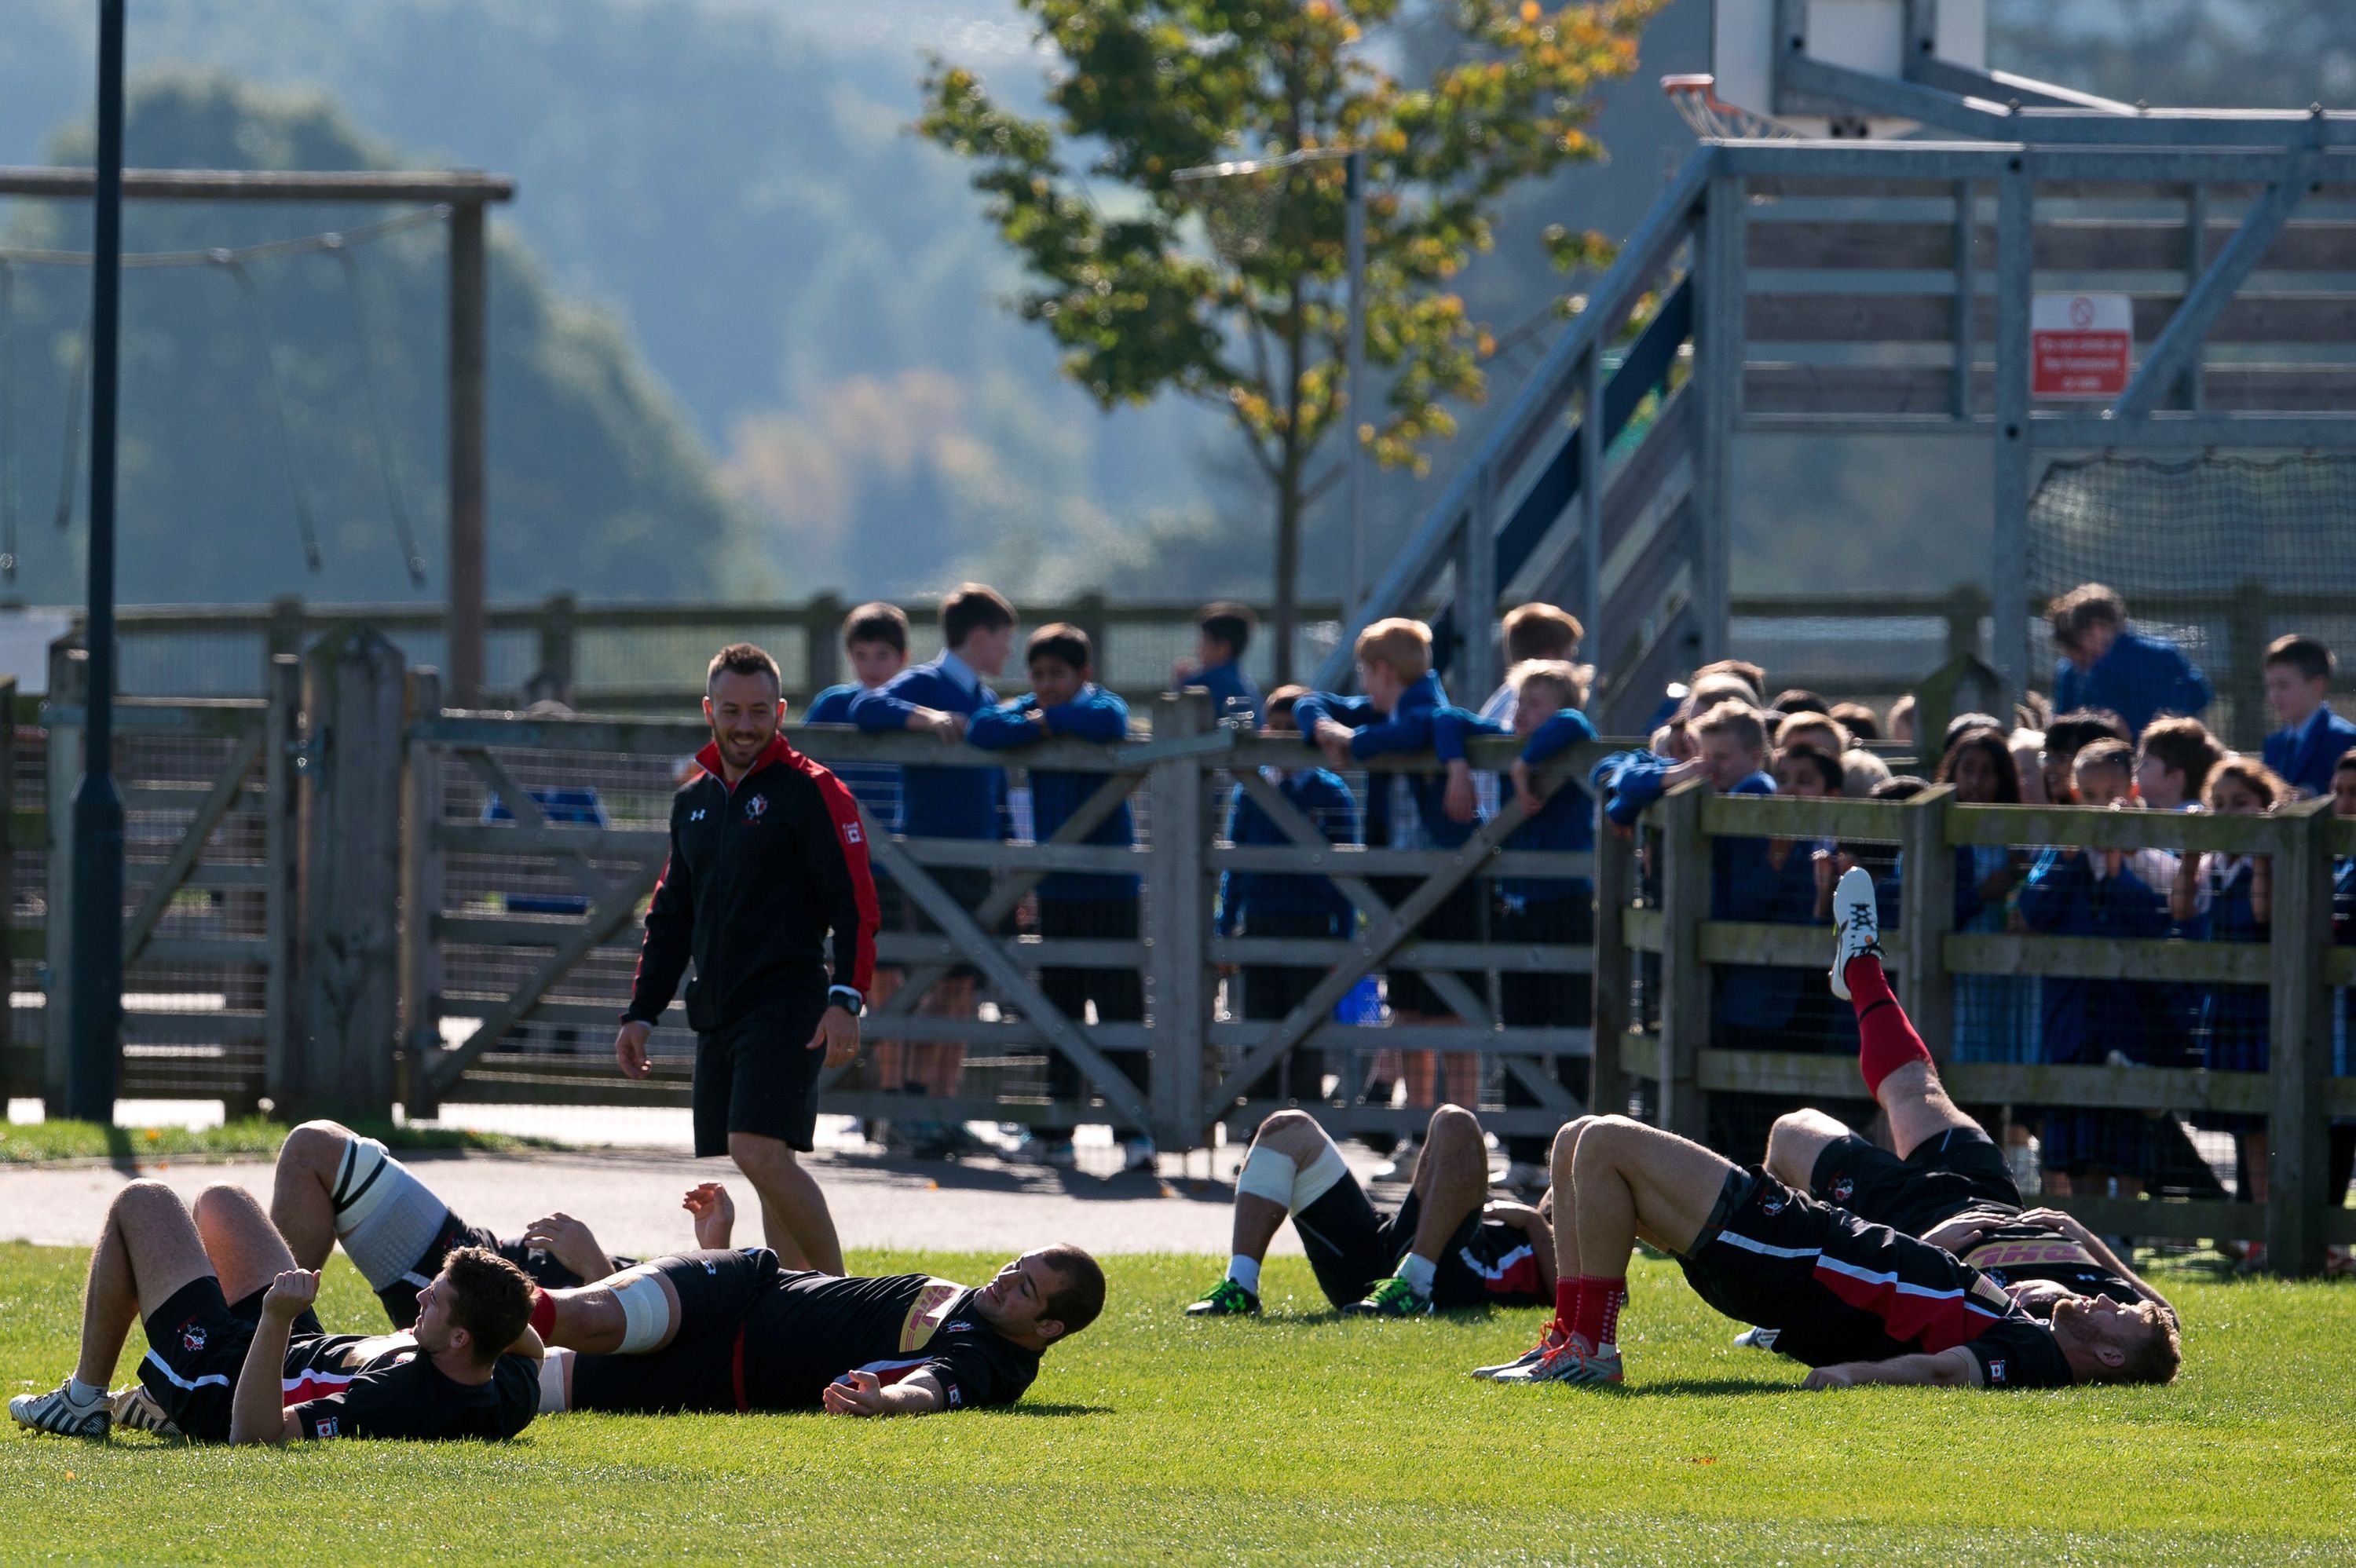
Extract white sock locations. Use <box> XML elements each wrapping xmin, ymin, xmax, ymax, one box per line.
<box><xmin>67</xmin><ymin>1377</ymin><xmax>105</xmax><ymax>1405</ymax></box>
<box><xmin>1227</xmin><ymin>1255</ymin><xmax>1262</xmax><ymax>1295</ymax></box>
<box><xmin>1399</xmin><ymin>1252</ymin><xmax>1437</xmax><ymax>1298</ymax></box>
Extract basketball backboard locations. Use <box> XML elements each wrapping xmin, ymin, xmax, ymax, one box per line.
<box><xmin>1704</xmin><ymin>0</ymin><xmax>1987</xmax><ymax>139</ymax></box>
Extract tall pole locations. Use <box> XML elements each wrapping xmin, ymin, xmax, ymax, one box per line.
<box><xmin>1343</xmin><ymin>150</ymin><xmax>1367</xmax><ymax>627</ymax></box>
<box><xmin>447</xmin><ymin>202</ymin><xmax>487</xmax><ymax>705</ymax></box>
<box><xmin>68</xmin><ymin>0</ymin><xmax>126</xmax><ymax>1121</ymax></box>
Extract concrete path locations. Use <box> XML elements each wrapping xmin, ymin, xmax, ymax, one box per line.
<box><xmin>0</xmin><ymin>1142</ymin><xmax>1402</xmax><ymax>1257</ymax></box>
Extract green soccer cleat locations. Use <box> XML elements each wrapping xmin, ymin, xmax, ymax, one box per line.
<box><xmin>1185</xmin><ymin>1277</ymin><xmax>1262</xmax><ymax>1317</ymax></box>
<box><xmin>1342</xmin><ymin>1273</ymin><xmax>1433</xmax><ymax>1318</ymax></box>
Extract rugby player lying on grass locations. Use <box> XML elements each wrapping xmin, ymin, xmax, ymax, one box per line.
<box><xmin>1185</xmin><ymin>1103</ymin><xmax>1552</xmax><ymax>1318</ymax></box>
<box><xmin>1729</xmin><ymin>866</ymin><xmax>2178</xmax><ymax>1354</ymax></box>
<box><xmin>1472</xmin><ymin>870</ymin><xmax>2181</xmax><ymax>1391</ymax></box>
<box><xmin>10</xmin><ymin>1179</ymin><xmax>540</xmax><ymax>1443</ymax></box>
<box><xmin>524</xmin><ymin>1193</ymin><xmax>1104</xmax><ymax>1419</ymax></box>
<box><xmin>270</xmin><ymin>1118</ymin><xmax>637</xmax><ymax>1330</ymax></box>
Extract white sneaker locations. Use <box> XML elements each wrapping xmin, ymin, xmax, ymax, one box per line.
<box><xmin>1827</xmin><ymin>866</ymin><xmax>1882</xmax><ymax>1001</ymax></box>
<box><xmin>109</xmin><ymin>1384</ymin><xmax>180</xmax><ymax>1437</ymax></box>
<box><xmin>9</xmin><ymin>1380</ymin><xmax>110</xmax><ymax>1437</ymax></box>
<box><xmin>1121</xmin><ymin>1135</ymin><xmax>1158</xmax><ymax>1174</ymax></box>
<box><xmin>1732</xmin><ymin>1325</ymin><xmax>1781</xmax><ymax>1352</ymax></box>
<box><xmin>1373</xmin><ymin>1137</ymin><xmax>1421</xmax><ymax>1182</ymax></box>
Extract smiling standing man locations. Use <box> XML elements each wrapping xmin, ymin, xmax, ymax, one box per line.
<box><xmin>614</xmin><ymin>643</ymin><xmax>880</xmax><ymax>1274</ymax></box>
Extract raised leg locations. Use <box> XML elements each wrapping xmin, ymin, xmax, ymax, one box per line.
<box><xmin>191</xmin><ymin>1182</ymin><xmax>299</xmax><ymax>1307</ymax></box>
<box><xmin>269</xmin><ymin>1119</ymin><xmax>354</xmax><ymax>1270</ymax></box>
<box><xmin>1407</xmin><ymin>1104</ymin><xmax>1489</xmax><ymax>1262</ymax></box>
<box><xmin>1765</xmin><ymin>1108</ymin><xmax>1854</xmax><ymax>1190</ymax></box>
<box><xmin>75</xmin><ymin>1182</ymin><xmax>217</xmax><ymax>1387</ymax></box>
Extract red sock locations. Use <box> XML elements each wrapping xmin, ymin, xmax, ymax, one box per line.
<box><xmin>1553</xmin><ymin>1277</ymin><xmax>1579</xmax><ymax>1336</ymax></box>
<box><xmin>529</xmin><ymin>1288</ymin><xmax>556</xmax><ymax>1339</ymax></box>
<box><xmin>1847</xmin><ymin>954</ymin><xmax>1930</xmax><ymax>1095</ymax></box>
<box><xmin>1571</xmin><ymin>1275</ymin><xmax>1626</xmax><ymax>1350</ymax></box>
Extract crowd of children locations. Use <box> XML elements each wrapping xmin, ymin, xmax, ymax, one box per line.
<box><xmin>794</xmin><ymin>577</ymin><xmax>2354</xmax><ymax>1228</ymax></box>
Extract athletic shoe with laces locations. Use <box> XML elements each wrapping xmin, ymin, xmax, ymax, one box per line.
<box><xmin>9</xmin><ymin>1380</ymin><xmax>110</xmax><ymax>1437</ymax></box>
<box><xmin>1342</xmin><ymin>1274</ymin><xmax>1432</xmax><ymax>1318</ymax></box>
<box><xmin>1491</xmin><ymin>1336</ymin><xmax>1622</xmax><ymax>1385</ymax></box>
<box><xmin>1184</xmin><ymin>1277</ymin><xmax>1262</xmax><ymax>1317</ymax></box>
<box><xmin>1732</xmin><ymin>1325</ymin><xmax>1781</xmax><ymax>1352</ymax></box>
<box><xmin>109</xmin><ymin>1384</ymin><xmax>180</xmax><ymax>1438</ymax></box>
<box><xmin>1471</xmin><ymin>1322</ymin><xmax>1576</xmax><ymax>1380</ymax></box>
<box><xmin>1827</xmin><ymin>866</ymin><xmax>1883</xmax><ymax>1002</ymax></box>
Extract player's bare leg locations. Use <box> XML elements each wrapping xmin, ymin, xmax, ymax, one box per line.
<box><xmin>1187</xmin><ymin>1109</ymin><xmax>1334</xmax><ymax>1315</ymax></box>
<box><xmin>1476</xmin><ymin>1114</ymin><xmax>1595</xmax><ymax>1377</ymax></box>
<box><xmin>191</xmin><ymin>1182</ymin><xmax>302</xmax><ymax>1308</ymax></box>
<box><xmin>728</xmin><ymin>1131</ymin><xmax>843</xmax><ymax>1275</ymax></box>
<box><xmin>10</xmin><ymin>1182</ymin><xmax>215</xmax><ymax>1435</ymax></box>
<box><xmin>269</xmin><ymin>1118</ymin><xmax>357</xmax><ymax>1269</ymax></box>
<box><xmin>1348</xmin><ymin>1104</ymin><xmax>1487</xmax><ymax>1316</ymax></box>
<box><xmin>532</xmin><ymin>1266</ymin><xmax>685</xmax><ymax>1354</ymax></box>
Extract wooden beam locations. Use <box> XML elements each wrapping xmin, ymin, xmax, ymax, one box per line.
<box><xmin>0</xmin><ymin>166</ymin><xmax>514</xmax><ymax>203</ymax></box>
<box><xmin>447</xmin><ymin>200</ymin><xmax>488</xmax><ymax>704</ymax></box>
<box><xmin>121</xmin><ymin>727</ymin><xmax>265</xmax><ymax>963</ymax></box>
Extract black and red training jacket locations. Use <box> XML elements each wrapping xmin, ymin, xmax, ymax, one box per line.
<box><xmin>623</xmin><ymin>733</ymin><xmax>880</xmax><ymax>1033</ymax></box>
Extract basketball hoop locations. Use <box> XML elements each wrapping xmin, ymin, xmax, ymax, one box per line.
<box><xmin>1661</xmin><ymin>74</ymin><xmax>1798</xmax><ymax>140</ymax></box>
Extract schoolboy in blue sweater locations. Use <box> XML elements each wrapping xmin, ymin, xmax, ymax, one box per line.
<box><xmin>847</xmin><ymin>584</ymin><xmax>1017</xmax><ymax>1137</ymax></box>
<box><xmin>1297</xmin><ymin>617</ymin><xmax>1477</xmax><ymax>1127</ymax></box>
<box><xmin>2259</xmin><ymin>634</ymin><xmax>2356</xmax><ymax>800</ymax></box>
<box><xmin>1173</xmin><ymin>600</ymin><xmax>1264</xmax><ymax>727</ymax></box>
<box><xmin>968</xmin><ymin>623</ymin><xmax>1150</xmax><ymax>1171</ymax></box>
<box><xmin>2049</xmin><ymin>583</ymin><xmax>2211</xmax><ymax>739</ymax></box>
<box><xmin>1220</xmin><ymin>685</ymin><xmax>1359</xmax><ymax>1102</ymax></box>
<box><xmin>1433</xmin><ymin>659</ymin><xmax>1599</xmax><ymax>1184</ymax></box>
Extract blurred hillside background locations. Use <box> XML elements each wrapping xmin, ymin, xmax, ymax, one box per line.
<box><xmin>0</xmin><ymin>0</ymin><xmax>2347</xmax><ymax>609</ymax></box>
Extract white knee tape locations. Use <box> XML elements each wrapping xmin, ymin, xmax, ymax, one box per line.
<box><xmin>538</xmin><ymin>1349</ymin><xmax>573</xmax><ymax>1413</ymax></box>
<box><xmin>1236</xmin><ymin>1146</ymin><xmax>1297</xmax><ymax>1207</ymax></box>
<box><xmin>612</xmin><ymin>1271</ymin><xmax>671</xmax><ymax>1354</ymax></box>
<box><xmin>331</xmin><ymin>1136</ymin><xmax>448</xmax><ymax>1292</ymax></box>
<box><xmin>1291</xmin><ymin>1143</ymin><xmax>1351</xmax><ymax>1211</ymax></box>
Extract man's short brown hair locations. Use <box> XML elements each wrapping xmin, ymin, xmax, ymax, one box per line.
<box><xmin>2138</xmin><ymin>717</ymin><xmax>2224</xmax><ymax>795</ymax></box>
<box><xmin>707</xmin><ymin>642</ymin><xmax>781</xmax><ymax>691</ymax></box>
<box><xmin>1355</xmin><ymin>618</ymin><xmax>1433</xmax><ymax>682</ymax></box>
<box><xmin>843</xmin><ymin>601</ymin><xmax>909</xmax><ymax>656</ymax></box>
<box><xmin>2111</xmin><ymin>1303</ymin><xmax>2183</xmax><ymax>1386</ymax></box>
<box><xmin>1502</xmin><ymin>603</ymin><xmax>1582</xmax><ymax>664</ymax></box>
<box><xmin>2264</xmin><ymin>633</ymin><xmax>2334</xmax><ymax>684</ymax></box>
<box><xmin>1509</xmin><ymin>659</ymin><xmax>1589</xmax><ymax>711</ymax></box>
<box><xmin>940</xmin><ymin>583</ymin><xmax>1015</xmax><ymax>648</ymax></box>
<box><xmin>1037</xmin><ymin>1244</ymin><xmax>1106</xmax><ymax>1340</ymax></box>
<box><xmin>1264</xmin><ymin>683</ymin><xmax>1308</xmax><ymax>731</ymax></box>
<box><xmin>442</xmin><ymin>1246</ymin><xmax>535</xmax><ymax>1366</ymax></box>
<box><xmin>1198</xmin><ymin>601</ymin><xmax>1257</xmax><ymax>657</ymax></box>
<box><xmin>2048</xmin><ymin>583</ymin><xmax>2127</xmax><ymax>648</ymax></box>
<box><xmin>1027</xmin><ymin>622</ymin><xmax>1092</xmax><ymax>674</ymax></box>
<box><xmin>1694</xmin><ymin>700</ymin><xmax>1767</xmax><ymax>754</ymax></box>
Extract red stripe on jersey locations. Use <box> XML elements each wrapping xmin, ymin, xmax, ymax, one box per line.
<box><xmin>1809</xmin><ymin>1254</ymin><xmax>2006</xmax><ymax>1354</ymax></box>
<box><xmin>280</xmin><ymin>1372</ymin><xmax>355</xmax><ymax>1408</ymax></box>
<box><xmin>793</xmin><ymin>750</ymin><xmax>880</xmax><ymax>995</ymax></box>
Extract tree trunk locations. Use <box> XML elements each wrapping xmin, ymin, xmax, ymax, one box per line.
<box><xmin>1271</xmin><ymin>454</ymin><xmax>1302</xmax><ymax>686</ymax></box>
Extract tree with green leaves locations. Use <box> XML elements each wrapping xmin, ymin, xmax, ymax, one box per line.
<box><xmin>920</xmin><ymin>0</ymin><xmax>1663</xmax><ymax>679</ymax></box>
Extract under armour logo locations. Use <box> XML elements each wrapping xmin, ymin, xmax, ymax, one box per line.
<box><xmin>703</xmin><ymin>1259</ymin><xmax>718</xmax><ymax>1274</ymax></box>
<box><xmin>690</xmin><ymin>809</ymin><xmax>707</xmax><ymax>822</ymax></box>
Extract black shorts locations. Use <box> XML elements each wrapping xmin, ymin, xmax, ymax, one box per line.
<box><xmin>376</xmin><ymin>1211</ymin><xmax>635</xmax><ymax>1329</ymax></box>
<box><xmin>1675</xmin><ymin>1168</ymin><xmax>2014</xmax><ymax>1368</ymax></box>
<box><xmin>136</xmin><ymin>1277</ymin><xmax>326</xmax><ymax>1442</ymax></box>
<box><xmin>566</xmin><ymin>1248</ymin><xmax>780</xmax><ymax>1416</ymax></box>
<box><xmin>1293</xmin><ymin>1175</ymin><xmax>1487</xmax><ymax>1310</ymax></box>
<box><xmin>1808</xmin><ymin>1127</ymin><xmax>2019</xmax><ymax>1239</ymax></box>
<box><xmin>695</xmin><ymin>996</ymin><xmax>829</xmax><ymax>1157</ymax></box>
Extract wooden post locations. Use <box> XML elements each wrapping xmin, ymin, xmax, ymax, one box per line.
<box><xmin>1146</xmin><ymin>691</ymin><xmax>1213</xmax><ymax>1147</ymax></box>
<box><xmin>1897</xmin><ymin>784</ymin><xmax>1956</xmax><ymax>1063</ymax></box>
<box><xmin>536</xmin><ymin>593</ymin><xmax>577</xmax><ymax>704</ymax></box>
<box><xmin>1071</xmin><ymin>592</ymin><xmax>1110</xmax><ymax>682</ymax></box>
<box><xmin>41</xmin><ymin>642</ymin><xmax>86</xmax><ymax>1115</ymax></box>
<box><xmin>265</xmin><ymin>594</ymin><xmax>305</xmax><ymax>673</ymax></box>
<box><xmin>1589</xmin><ymin>817</ymin><xmax>1633</xmax><ymax>1118</ymax></box>
<box><xmin>1454</xmin><ymin>471</ymin><xmax>1498</xmax><ymax>700</ymax></box>
<box><xmin>1656</xmin><ymin>780</ymin><xmax>1710</xmax><ymax>1141</ymax></box>
<box><xmin>291</xmin><ymin>627</ymin><xmax>408</xmax><ymax>1120</ymax></box>
<box><xmin>261</xmin><ymin>655</ymin><xmax>301</xmax><ymax>1111</ymax></box>
<box><xmin>2224</xmin><ymin>579</ymin><xmax>2270</xmax><ymax>751</ymax></box>
<box><xmin>446</xmin><ymin>201</ymin><xmax>488</xmax><ymax>706</ymax></box>
<box><xmin>806</xmin><ymin>591</ymin><xmax>844</xmax><ymax>697</ymax></box>
<box><xmin>2266</xmin><ymin>797</ymin><xmax>2333</xmax><ymax>1275</ymax></box>
<box><xmin>401</xmin><ymin>667</ymin><xmax>446</xmax><ymax>1116</ymax></box>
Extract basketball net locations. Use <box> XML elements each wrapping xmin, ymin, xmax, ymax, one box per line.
<box><xmin>1661</xmin><ymin>74</ymin><xmax>1800</xmax><ymax>140</ymax></box>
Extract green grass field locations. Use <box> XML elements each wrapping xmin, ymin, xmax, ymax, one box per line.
<box><xmin>3</xmin><ymin>1241</ymin><xmax>2351</xmax><ymax>1565</ymax></box>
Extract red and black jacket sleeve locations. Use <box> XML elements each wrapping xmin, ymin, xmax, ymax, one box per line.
<box><xmin>623</xmin><ymin>796</ymin><xmax>697</xmax><ymax>1025</ymax></box>
<box><xmin>796</xmin><ymin>758</ymin><xmax>880</xmax><ymax>1002</ymax></box>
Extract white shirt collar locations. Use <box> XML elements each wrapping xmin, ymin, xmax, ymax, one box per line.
<box><xmin>938</xmin><ymin>649</ymin><xmax>980</xmax><ymax>694</ymax></box>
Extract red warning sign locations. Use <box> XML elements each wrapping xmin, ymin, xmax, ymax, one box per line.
<box><xmin>2032</xmin><ymin>293</ymin><xmax>2132</xmax><ymax>399</ymax></box>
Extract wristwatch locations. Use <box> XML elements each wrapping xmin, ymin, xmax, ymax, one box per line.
<box><xmin>827</xmin><ymin>985</ymin><xmax>865</xmax><ymax>1015</ymax></box>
